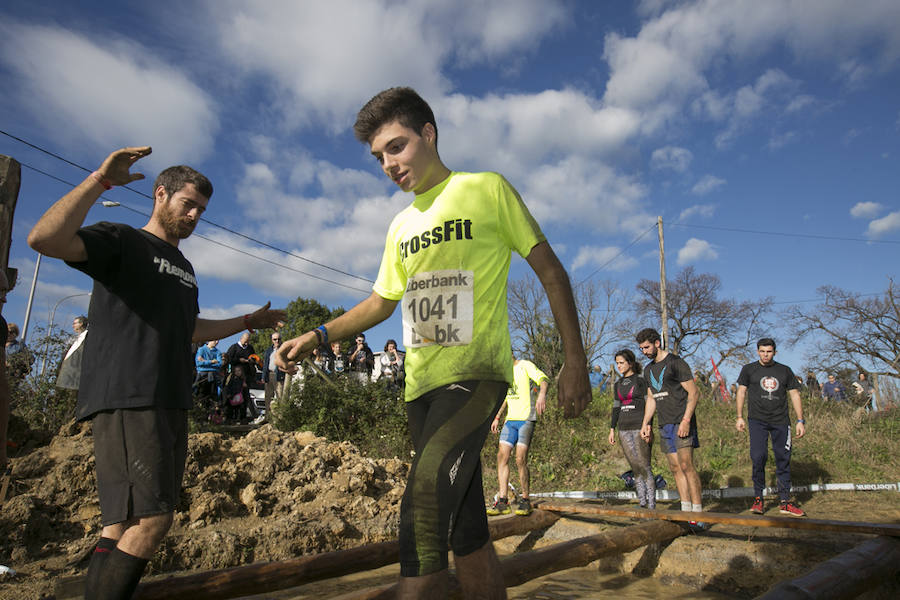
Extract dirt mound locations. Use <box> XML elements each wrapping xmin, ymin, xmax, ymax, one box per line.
<box><xmin>0</xmin><ymin>423</ymin><xmax>408</xmax><ymax>597</ymax></box>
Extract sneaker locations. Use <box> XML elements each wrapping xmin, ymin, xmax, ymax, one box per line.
<box><xmin>779</xmin><ymin>501</ymin><xmax>806</xmax><ymax>517</ymax></box>
<box><xmin>750</xmin><ymin>496</ymin><xmax>764</xmax><ymax>514</ymax></box>
<box><xmin>486</xmin><ymin>497</ymin><xmax>511</xmax><ymax>516</ymax></box>
<box><xmin>514</xmin><ymin>497</ymin><xmax>533</xmax><ymax>516</ymax></box>
<box><xmin>687</xmin><ymin>520</ymin><xmax>709</xmax><ymax>532</ymax></box>
<box><xmin>250</xmin><ymin>414</ymin><xmax>267</xmax><ymax>425</ymax></box>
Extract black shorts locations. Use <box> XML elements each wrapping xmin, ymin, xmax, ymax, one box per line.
<box><xmin>92</xmin><ymin>407</ymin><xmax>188</xmax><ymax>526</ymax></box>
<box><xmin>399</xmin><ymin>380</ymin><xmax>507</xmax><ymax>577</ymax></box>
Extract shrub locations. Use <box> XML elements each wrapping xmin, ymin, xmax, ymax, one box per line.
<box><xmin>271</xmin><ymin>373</ymin><xmax>411</xmax><ymax>459</ymax></box>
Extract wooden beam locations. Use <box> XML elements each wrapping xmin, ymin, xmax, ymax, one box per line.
<box><xmin>757</xmin><ymin>535</ymin><xmax>900</xmax><ymax>599</ymax></box>
<box><xmin>132</xmin><ymin>510</ymin><xmax>559</xmax><ymax>599</ymax></box>
<box><xmin>334</xmin><ymin>519</ymin><xmax>685</xmax><ymax>600</ymax></box>
<box><xmin>538</xmin><ymin>502</ymin><xmax>900</xmax><ymax>537</ymax></box>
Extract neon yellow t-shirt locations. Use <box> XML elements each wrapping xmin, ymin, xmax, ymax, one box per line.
<box><xmin>505</xmin><ymin>359</ymin><xmax>549</xmax><ymax>421</ymax></box>
<box><xmin>373</xmin><ymin>171</ymin><xmax>546</xmax><ymax>402</ymax></box>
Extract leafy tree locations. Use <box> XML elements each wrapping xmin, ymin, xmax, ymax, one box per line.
<box><xmin>507</xmin><ymin>274</ymin><xmax>629</xmax><ymax>378</ymax></box>
<box><xmin>634</xmin><ymin>266</ymin><xmax>772</xmax><ymax>370</ymax></box>
<box><xmin>249</xmin><ymin>297</ymin><xmax>346</xmax><ymax>351</ymax></box>
<box><xmin>787</xmin><ymin>280</ymin><xmax>900</xmax><ymax>378</ymax></box>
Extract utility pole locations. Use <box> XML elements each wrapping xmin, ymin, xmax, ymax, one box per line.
<box><xmin>657</xmin><ymin>216</ymin><xmax>669</xmax><ymax>350</ymax></box>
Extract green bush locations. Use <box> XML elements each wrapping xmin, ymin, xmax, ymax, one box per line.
<box><xmin>271</xmin><ymin>374</ymin><xmax>412</xmax><ymax>459</ymax></box>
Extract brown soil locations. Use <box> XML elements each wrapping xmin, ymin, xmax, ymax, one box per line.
<box><xmin>0</xmin><ymin>423</ymin><xmax>408</xmax><ymax>600</ymax></box>
<box><xmin>1</xmin><ymin>423</ymin><xmax>898</xmax><ymax>599</ymax></box>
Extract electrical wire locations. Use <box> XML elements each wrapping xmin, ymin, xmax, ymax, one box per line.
<box><xmin>3</xmin><ymin>129</ymin><xmax>374</xmax><ymax>283</ymax></box>
<box><xmin>18</xmin><ymin>162</ymin><xmax>371</xmax><ymax>295</ymax></box>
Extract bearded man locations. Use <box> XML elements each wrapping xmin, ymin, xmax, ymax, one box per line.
<box><xmin>28</xmin><ymin>147</ymin><xmax>284</xmax><ymax>598</ymax></box>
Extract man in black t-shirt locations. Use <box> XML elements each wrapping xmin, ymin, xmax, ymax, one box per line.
<box><xmin>636</xmin><ymin>328</ymin><xmax>705</xmax><ymax>523</ymax></box>
<box><xmin>28</xmin><ymin>146</ymin><xmax>285</xmax><ymax>599</ymax></box>
<box><xmin>736</xmin><ymin>338</ymin><xmax>806</xmax><ymax>517</ymax></box>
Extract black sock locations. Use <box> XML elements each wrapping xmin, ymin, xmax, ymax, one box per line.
<box><xmin>89</xmin><ymin>548</ymin><xmax>149</xmax><ymax>600</ymax></box>
<box><xmin>84</xmin><ymin>537</ymin><xmax>117</xmax><ymax>598</ymax></box>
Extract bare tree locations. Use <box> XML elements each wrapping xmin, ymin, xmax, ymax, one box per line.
<box><xmin>634</xmin><ymin>266</ymin><xmax>772</xmax><ymax>370</ymax></box>
<box><xmin>786</xmin><ymin>280</ymin><xmax>900</xmax><ymax>378</ymax></box>
<box><xmin>507</xmin><ymin>274</ymin><xmax>630</xmax><ymax>377</ymax></box>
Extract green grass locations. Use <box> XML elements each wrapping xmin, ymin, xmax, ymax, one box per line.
<box><xmin>478</xmin><ymin>386</ymin><xmax>900</xmax><ymax>496</ymax></box>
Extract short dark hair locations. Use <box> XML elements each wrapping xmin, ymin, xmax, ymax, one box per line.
<box><xmin>354</xmin><ymin>87</ymin><xmax>437</xmax><ymax>145</ymax></box>
<box><xmin>75</xmin><ymin>316</ymin><xmax>88</xmax><ymax>328</ymax></box>
<box><xmin>614</xmin><ymin>349</ymin><xmax>642</xmax><ymax>376</ymax></box>
<box><xmin>355</xmin><ymin>333</ymin><xmax>365</xmax><ymax>340</ymax></box>
<box><xmin>757</xmin><ymin>338</ymin><xmax>776</xmax><ymax>349</ymax></box>
<box><xmin>153</xmin><ymin>165</ymin><xmax>213</xmax><ymax>200</ymax></box>
<box><xmin>635</xmin><ymin>328</ymin><xmax>660</xmax><ymax>345</ymax></box>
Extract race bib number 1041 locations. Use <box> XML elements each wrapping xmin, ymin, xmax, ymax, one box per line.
<box><xmin>402</xmin><ymin>269</ymin><xmax>474</xmax><ymax>348</ymax></box>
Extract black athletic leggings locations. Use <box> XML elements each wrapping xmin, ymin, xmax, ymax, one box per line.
<box><xmin>399</xmin><ymin>380</ymin><xmax>507</xmax><ymax>577</ymax></box>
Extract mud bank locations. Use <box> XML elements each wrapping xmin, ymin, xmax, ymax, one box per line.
<box><xmin>0</xmin><ymin>423</ymin><xmax>407</xmax><ymax>599</ymax></box>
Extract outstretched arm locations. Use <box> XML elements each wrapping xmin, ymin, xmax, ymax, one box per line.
<box><xmin>277</xmin><ymin>292</ymin><xmax>398</xmax><ymax>372</ymax></box>
<box><xmin>525</xmin><ymin>241</ymin><xmax>590</xmax><ymax>417</ymax></box>
<box><xmin>28</xmin><ymin>147</ymin><xmax>152</xmax><ymax>261</ymax></box>
<box><xmin>193</xmin><ymin>302</ymin><xmax>286</xmax><ymax>343</ymax></box>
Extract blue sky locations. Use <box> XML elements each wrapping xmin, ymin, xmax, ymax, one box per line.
<box><xmin>1</xmin><ymin>0</ymin><xmax>898</xmax><ymax>381</ymax></box>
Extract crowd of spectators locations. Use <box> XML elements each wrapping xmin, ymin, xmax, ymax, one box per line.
<box><xmin>192</xmin><ymin>330</ymin><xmax>406</xmax><ymax>425</ymax></box>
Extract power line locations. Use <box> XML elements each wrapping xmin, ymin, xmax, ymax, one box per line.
<box><xmin>18</xmin><ymin>162</ymin><xmax>371</xmax><ymax>294</ymax></box>
<box><xmin>670</xmin><ymin>222</ymin><xmax>900</xmax><ymax>245</ymax></box>
<box><xmin>577</xmin><ymin>222</ymin><xmax>658</xmax><ymax>284</ymax></box>
<box><xmin>3</xmin><ymin>129</ymin><xmax>374</xmax><ymax>283</ymax></box>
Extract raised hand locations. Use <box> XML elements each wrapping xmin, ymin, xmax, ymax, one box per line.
<box><xmin>96</xmin><ymin>146</ymin><xmax>153</xmax><ymax>186</ymax></box>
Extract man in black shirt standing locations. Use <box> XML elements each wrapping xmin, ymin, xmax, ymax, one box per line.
<box><xmin>28</xmin><ymin>146</ymin><xmax>284</xmax><ymax>599</ymax></box>
<box><xmin>636</xmin><ymin>328</ymin><xmax>705</xmax><ymax>523</ymax></box>
<box><xmin>736</xmin><ymin>338</ymin><xmax>806</xmax><ymax>517</ymax></box>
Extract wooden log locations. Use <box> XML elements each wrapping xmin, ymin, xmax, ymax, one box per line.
<box><xmin>133</xmin><ymin>510</ymin><xmax>559</xmax><ymax>599</ymax></box>
<box><xmin>335</xmin><ymin>519</ymin><xmax>685</xmax><ymax>600</ymax></box>
<box><xmin>756</xmin><ymin>535</ymin><xmax>900</xmax><ymax>599</ymax></box>
<box><xmin>538</xmin><ymin>502</ymin><xmax>900</xmax><ymax>537</ymax></box>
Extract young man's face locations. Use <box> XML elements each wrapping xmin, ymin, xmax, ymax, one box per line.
<box><xmin>757</xmin><ymin>345</ymin><xmax>776</xmax><ymax>364</ymax></box>
<box><xmin>156</xmin><ymin>183</ymin><xmax>208</xmax><ymax>240</ymax></box>
<box><xmin>369</xmin><ymin>120</ymin><xmax>443</xmax><ymax>194</ymax></box>
<box><xmin>638</xmin><ymin>340</ymin><xmax>660</xmax><ymax>360</ymax></box>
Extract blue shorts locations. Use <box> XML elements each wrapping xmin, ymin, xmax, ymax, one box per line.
<box><xmin>659</xmin><ymin>421</ymin><xmax>699</xmax><ymax>454</ymax></box>
<box><xmin>499</xmin><ymin>420</ymin><xmax>535</xmax><ymax>447</ymax></box>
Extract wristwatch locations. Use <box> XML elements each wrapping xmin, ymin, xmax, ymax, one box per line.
<box><xmin>797</xmin><ymin>419</ymin><xmax>805</xmax><ymax>424</ymax></box>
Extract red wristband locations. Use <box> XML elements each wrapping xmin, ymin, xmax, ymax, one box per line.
<box><xmin>90</xmin><ymin>171</ymin><xmax>112</xmax><ymax>190</ymax></box>
<box><xmin>243</xmin><ymin>314</ymin><xmax>255</xmax><ymax>334</ymax></box>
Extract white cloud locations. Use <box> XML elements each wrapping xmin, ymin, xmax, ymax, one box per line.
<box><xmin>0</xmin><ymin>22</ymin><xmax>219</xmax><ymax>170</ymax></box>
<box><xmin>768</xmin><ymin>131</ymin><xmax>797</xmax><ymax>149</ymax></box>
<box><xmin>866</xmin><ymin>211</ymin><xmax>900</xmax><ymax>238</ymax></box>
<box><xmin>518</xmin><ymin>156</ymin><xmax>652</xmax><ymax>234</ymax></box>
<box><xmin>850</xmin><ymin>202</ymin><xmax>884</xmax><ymax>219</ymax></box>
<box><xmin>651</xmin><ymin>146</ymin><xmax>693</xmax><ymax>172</ymax></box>
<box><xmin>785</xmin><ymin>94</ymin><xmax>816</xmax><ymax>113</ymax></box>
<box><xmin>199</xmin><ymin>303</ymin><xmax>264</xmax><ymax>322</ymax></box>
<box><xmin>602</xmin><ymin>0</ymin><xmax>900</xmax><ymax>144</ymax></box>
<box><xmin>209</xmin><ymin>0</ymin><xmax>570</xmax><ymax>130</ymax></box>
<box><xmin>571</xmin><ymin>246</ymin><xmax>639</xmax><ymax>273</ymax></box>
<box><xmin>677</xmin><ymin>238</ymin><xmax>718</xmax><ymax>265</ymax></box>
<box><xmin>691</xmin><ymin>175</ymin><xmax>726</xmax><ymax>195</ymax></box>
<box><xmin>678</xmin><ymin>204</ymin><xmax>716</xmax><ymax>221</ymax></box>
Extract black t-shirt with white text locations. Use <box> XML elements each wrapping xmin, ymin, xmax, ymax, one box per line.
<box><xmin>737</xmin><ymin>360</ymin><xmax>799</xmax><ymax>425</ymax></box>
<box><xmin>67</xmin><ymin>223</ymin><xmax>199</xmax><ymax>420</ymax></box>
<box><xmin>644</xmin><ymin>352</ymin><xmax>694</xmax><ymax>426</ymax></box>
<box><xmin>612</xmin><ymin>375</ymin><xmax>649</xmax><ymax>431</ymax></box>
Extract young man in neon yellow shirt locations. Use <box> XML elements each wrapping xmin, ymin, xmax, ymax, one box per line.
<box><xmin>277</xmin><ymin>87</ymin><xmax>590</xmax><ymax>599</ymax></box>
<box><xmin>487</xmin><ymin>355</ymin><xmax>549</xmax><ymax>517</ymax></box>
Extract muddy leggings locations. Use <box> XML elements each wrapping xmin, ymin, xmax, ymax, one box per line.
<box><xmin>399</xmin><ymin>380</ymin><xmax>507</xmax><ymax>577</ymax></box>
<box><xmin>618</xmin><ymin>428</ymin><xmax>656</xmax><ymax>509</ymax></box>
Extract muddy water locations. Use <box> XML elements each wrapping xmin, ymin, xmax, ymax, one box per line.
<box><xmin>508</xmin><ymin>567</ymin><xmax>734</xmax><ymax>599</ymax></box>
<box><xmin>242</xmin><ymin>563</ymin><xmax>734</xmax><ymax>599</ymax></box>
